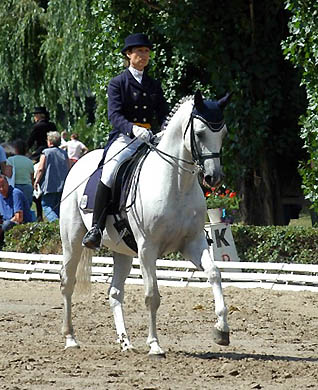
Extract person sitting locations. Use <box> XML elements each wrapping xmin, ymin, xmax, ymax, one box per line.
<box><xmin>0</xmin><ymin>144</ymin><xmax>13</xmax><ymax>179</ymax></box>
<box><xmin>0</xmin><ymin>175</ymin><xmax>33</xmax><ymax>248</ymax></box>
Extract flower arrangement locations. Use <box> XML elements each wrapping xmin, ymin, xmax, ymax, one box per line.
<box><xmin>205</xmin><ymin>186</ymin><xmax>240</xmax><ymax>211</ymax></box>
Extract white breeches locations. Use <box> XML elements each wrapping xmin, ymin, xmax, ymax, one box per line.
<box><xmin>101</xmin><ymin>134</ymin><xmax>143</xmax><ymax>187</ymax></box>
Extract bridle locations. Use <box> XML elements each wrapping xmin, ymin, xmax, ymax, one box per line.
<box><xmin>147</xmin><ymin>109</ymin><xmax>225</xmax><ymax>176</ymax></box>
<box><xmin>184</xmin><ymin>110</ymin><xmax>225</xmax><ymax>173</ymax></box>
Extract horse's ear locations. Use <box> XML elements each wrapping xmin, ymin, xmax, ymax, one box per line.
<box><xmin>217</xmin><ymin>92</ymin><xmax>232</xmax><ymax>110</ymax></box>
<box><xmin>194</xmin><ymin>90</ymin><xmax>205</xmax><ymax>112</ymax></box>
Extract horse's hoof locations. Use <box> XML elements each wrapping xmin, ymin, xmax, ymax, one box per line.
<box><xmin>64</xmin><ymin>335</ymin><xmax>80</xmax><ymax>349</ymax></box>
<box><xmin>64</xmin><ymin>343</ymin><xmax>80</xmax><ymax>350</ymax></box>
<box><xmin>148</xmin><ymin>352</ymin><xmax>166</xmax><ymax>359</ymax></box>
<box><xmin>212</xmin><ymin>327</ymin><xmax>230</xmax><ymax>346</ymax></box>
<box><xmin>123</xmin><ymin>345</ymin><xmax>138</xmax><ymax>353</ymax></box>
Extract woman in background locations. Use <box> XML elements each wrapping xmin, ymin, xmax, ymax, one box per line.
<box><xmin>62</xmin><ymin>133</ymin><xmax>88</xmax><ymax>166</ymax></box>
<box><xmin>8</xmin><ymin>139</ymin><xmax>34</xmax><ymax>209</ymax></box>
<box><xmin>34</xmin><ymin>131</ymin><xmax>70</xmax><ymax>222</ymax></box>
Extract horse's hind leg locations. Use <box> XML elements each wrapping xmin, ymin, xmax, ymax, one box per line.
<box><xmin>60</xmin><ymin>207</ymin><xmax>87</xmax><ymax>349</ymax></box>
<box><xmin>183</xmin><ymin>235</ymin><xmax>230</xmax><ymax>346</ymax></box>
<box><xmin>109</xmin><ymin>252</ymin><xmax>135</xmax><ymax>352</ymax></box>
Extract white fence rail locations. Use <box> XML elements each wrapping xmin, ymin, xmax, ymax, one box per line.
<box><xmin>1</xmin><ymin>251</ymin><xmax>318</xmax><ymax>292</ymax></box>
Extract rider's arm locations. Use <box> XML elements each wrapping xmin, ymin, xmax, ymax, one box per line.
<box><xmin>107</xmin><ymin>76</ymin><xmax>134</xmax><ymax>137</ymax></box>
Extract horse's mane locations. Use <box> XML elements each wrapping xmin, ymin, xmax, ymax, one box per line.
<box><xmin>162</xmin><ymin>95</ymin><xmax>193</xmax><ymax>131</ymax></box>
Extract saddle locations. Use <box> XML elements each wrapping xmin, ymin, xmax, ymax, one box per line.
<box><xmin>80</xmin><ymin>144</ymin><xmax>150</xmax><ymax>252</ymax></box>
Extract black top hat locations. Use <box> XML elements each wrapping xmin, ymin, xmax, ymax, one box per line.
<box><xmin>121</xmin><ymin>33</ymin><xmax>152</xmax><ymax>54</ymax></box>
<box><xmin>32</xmin><ymin>106</ymin><xmax>48</xmax><ymax>115</ymax></box>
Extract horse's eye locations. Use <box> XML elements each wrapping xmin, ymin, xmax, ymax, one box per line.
<box><xmin>195</xmin><ymin>128</ymin><xmax>206</xmax><ymax>138</ymax></box>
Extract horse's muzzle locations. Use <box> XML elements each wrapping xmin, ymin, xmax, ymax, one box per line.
<box><xmin>203</xmin><ymin>172</ymin><xmax>224</xmax><ymax>188</ymax></box>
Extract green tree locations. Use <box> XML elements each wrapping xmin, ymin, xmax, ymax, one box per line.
<box><xmin>0</xmin><ymin>91</ymin><xmax>32</xmax><ymax>142</ymax></box>
<box><xmin>282</xmin><ymin>0</ymin><xmax>318</xmax><ymax>212</ymax></box>
<box><xmin>0</xmin><ymin>0</ymin><xmax>96</xmax><ymax>140</ymax></box>
<box><xmin>0</xmin><ymin>1</ymin><xmax>47</xmax><ymax>110</ymax></box>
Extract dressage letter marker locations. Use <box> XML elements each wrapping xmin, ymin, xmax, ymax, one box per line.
<box><xmin>207</xmin><ymin>223</ymin><xmax>240</xmax><ymax>262</ymax></box>
<box><xmin>214</xmin><ymin>228</ymin><xmax>230</xmax><ymax>248</ymax></box>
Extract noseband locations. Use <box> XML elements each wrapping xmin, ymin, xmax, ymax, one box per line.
<box><xmin>185</xmin><ymin>112</ymin><xmax>224</xmax><ymax>172</ymax></box>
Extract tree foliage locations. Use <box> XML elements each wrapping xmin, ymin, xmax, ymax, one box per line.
<box><xmin>282</xmin><ymin>0</ymin><xmax>318</xmax><ymax>211</ymax></box>
<box><xmin>0</xmin><ymin>0</ymin><xmax>96</xmax><ymax>133</ymax></box>
<box><xmin>42</xmin><ymin>0</ymin><xmax>95</xmax><ymax>116</ymax></box>
<box><xmin>0</xmin><ymin>91</ymin><xmax>32</xmax><ymax>142</ymax></box>
<box><xmin>0</xmin><ymin>1</ymin><xmax>46</xmax><ymax>109</ymax></box>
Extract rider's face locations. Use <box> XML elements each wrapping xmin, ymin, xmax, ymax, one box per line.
<box><xmin>126</xmin><ymin>46</ymin><xmax>150</xmax><ymax>71</ymax></box>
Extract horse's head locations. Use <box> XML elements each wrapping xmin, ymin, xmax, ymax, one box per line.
<box><xmin>190</xmin><ymin>90</ymin><xmax>231</xmax><ymax>188</ymax></box>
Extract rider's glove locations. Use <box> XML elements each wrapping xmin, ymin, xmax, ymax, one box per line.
<box><xmin>132</xmin><ymin>125</ymin><xmax>152</xmax><ymax>143</ymax></box>
<box><xmin>153</xmin><ymin>131</ymin><xmax>164</xmax><ymax>143</ymax></box>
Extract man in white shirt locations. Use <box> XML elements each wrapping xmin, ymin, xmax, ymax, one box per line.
<box><xmin>64</xmin><ymin>133</ymin><xmax>88</xmax><ymax>166</ymax></box>
<box><xmin>60</xmin><ymin>131</ymin><xmax>68</xmax><ymax>147</ymax></box>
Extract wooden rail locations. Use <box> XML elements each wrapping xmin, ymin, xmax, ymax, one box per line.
<box><xmin>1</xmin><ymin>251</ymin><xmax>318</xmax><ymax>292</ymax></box>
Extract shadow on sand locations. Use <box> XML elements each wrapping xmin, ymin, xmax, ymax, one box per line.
<box><xmin>182</xmin><ymin>351</ymin><xmax>318</xmax><ymax>363</ymax></box>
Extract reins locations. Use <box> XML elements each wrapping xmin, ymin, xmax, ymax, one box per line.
<box><xmin>43</xmin><ymin>138</ymin><xmax>138</xmax><ymax>220</ymax></box>
<box><xmin>43</xmin><ymin>102</ymin><xmax>224</xmax><ymax>220</ymax></box>
<box><xmin>146</xmin><ymin>109</ymin><xmax>223</xmax><ymax>175</ymax></box>
<box><xmin>61</xmin><ymin>138</ymin><xmax>137</xmax><ymax>203</ymax></box>
<box><xmin>145</xmin><ymin>135</ymin><xmax>199</xmax><ymax>175</ymax></box>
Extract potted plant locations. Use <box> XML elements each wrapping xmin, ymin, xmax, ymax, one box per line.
<box><xmin>205</xmin><ymin>186</ymin><xmax>240</xmax><ymax>224</ymax></box>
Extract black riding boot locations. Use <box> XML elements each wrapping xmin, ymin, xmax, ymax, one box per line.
<box><xmin>82</xmin><ymin>181</ymin><xmax>112</xmax><ymax>249</ymax></box>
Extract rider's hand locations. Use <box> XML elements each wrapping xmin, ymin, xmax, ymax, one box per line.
<box><xmin>132</xmin><ymin>125</ymin><xmax>152</xmax><ymax>143</ymax></box>
<box><xmin>153</xmin><ymin>131</ymin><xmax>164</xmax><ymax>142</ymax></box>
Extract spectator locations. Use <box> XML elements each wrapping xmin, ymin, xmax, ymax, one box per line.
<box><xmin>0</xmin><ymin>175</ymin><xmax>33</xmax><ymax>248</ymax></box>
<box><xmin>8</xmin><ymin>139</ymin><xmax>34</xmax><ymax>208</ymax></box>
<box><xmin>34</xmin><ymin>131</ymin><xmax>70</xmax><ymax>222</ymax></box>
<box><xmin>63</xmin><ymin>133</ymin><xmax>88</xmax><ymax>166</ymax></box>
<box><xmin>32</xmin><ymin>161</ymin><xmax>43</xmax><ymax>221</ymax></box>
<box><xmin>27</xmin><ymin>106</ymin><xmax>57</xmax><ymax>162</ymax></box>
<box><xmin>60</xmin><ymin>131</ymin><xmax>68</xmax><ymax>147</ymax></box>
<box><xmin>0</xmin><ymin>144</ymin><xmax>13</xmax><ymax>179</ymax></box>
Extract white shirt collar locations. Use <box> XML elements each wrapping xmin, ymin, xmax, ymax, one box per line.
<box><xmin>129</xmin><ymin>66</ymin><xmax>144</xmax><ymax>84</ymax></box>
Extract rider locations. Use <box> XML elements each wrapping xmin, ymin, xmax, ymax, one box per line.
<box><xmin>82</xmin><ymin>33</ymin><xmax>169</xmax><ymax>249</ymax></box>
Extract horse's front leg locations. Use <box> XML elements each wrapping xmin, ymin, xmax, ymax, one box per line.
<box><xmin>183</xmin><ymin>234</ymin><xmax>230</xmax><ymax>346</ymax></box>
<box><xmin>109</xmin><ymin>252</ymin><xmax>135</xmax><ymax>352</ymax></box>
<box><xmin>139</xmin><ymin>247</ymin><xmax>165</xmax><ymax>357</ymax></box>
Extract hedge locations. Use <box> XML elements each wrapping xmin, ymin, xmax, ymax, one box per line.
<box><xmin>231</xmin><ymin>225</ymin><xmax>318</xmax><ymax>264</ymax></box>
<box><xmin>2</xmin><ymin>222</ymin><xmax>318</xmax><ymax>264</ymax></box>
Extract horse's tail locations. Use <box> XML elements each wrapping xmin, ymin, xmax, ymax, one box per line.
<box><xmin>74</xmin><ymin>247</ymin><xmax>93</xmax><ymax>295</ymax></box>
